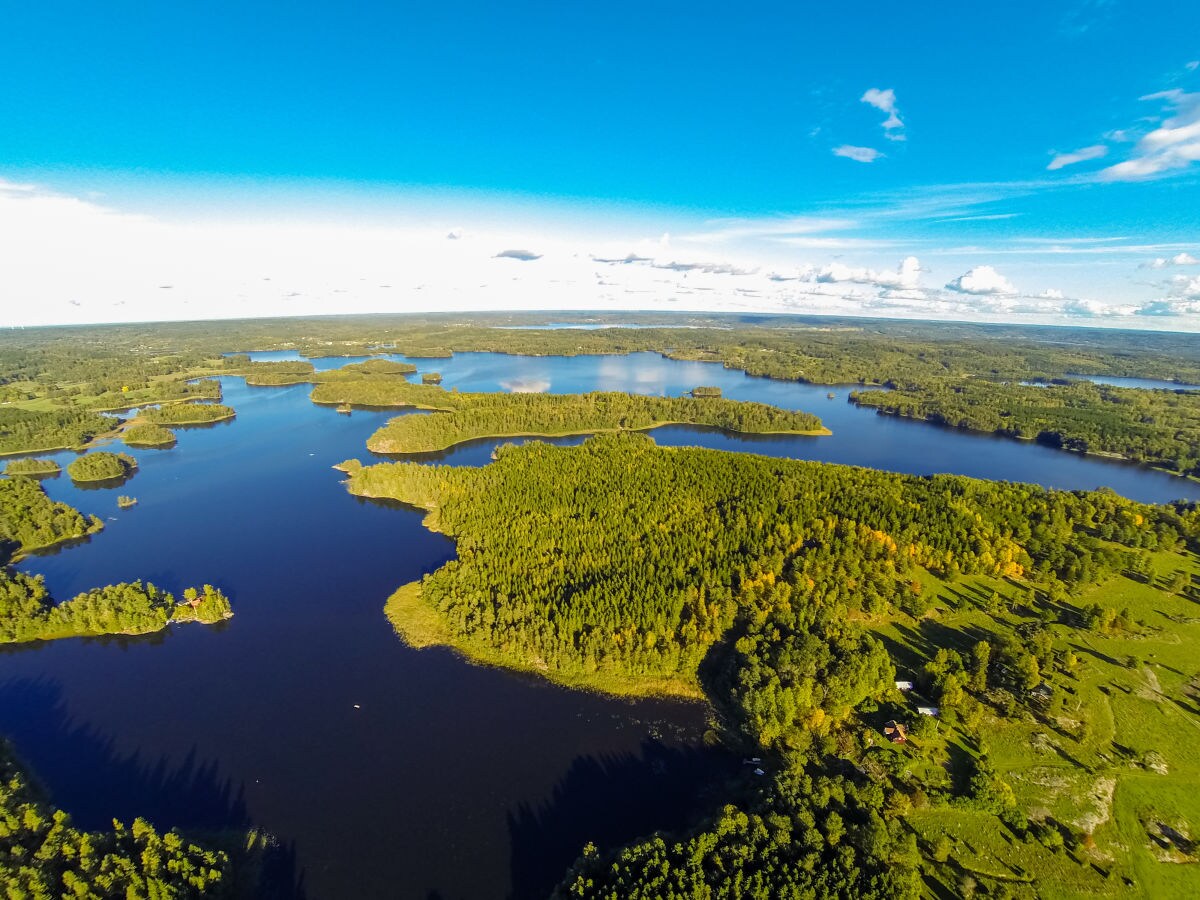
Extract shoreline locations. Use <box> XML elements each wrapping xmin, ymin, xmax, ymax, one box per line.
<box><xmin>0</xmin><ymin>610</ymin><xmax>234</xmax><ymax>646</ymax></box>
<box><xmin>383</xmin><ymin>581</ymin><xmax>706</xmax><ymax>702</ymax></box>
<box><xmin>364</xmin><ymin>420</ymin><xmax>831</xmax><ymax>455</ymax></box>
<box><xmin>853</xmin><ymin>403</ymin><xmax>1200</xmax><ymax>482</ymax></box>
<box><xmin>347</xmin><ymin>478</ymin><xmax>707</xmax><ymax>701</ymax></box>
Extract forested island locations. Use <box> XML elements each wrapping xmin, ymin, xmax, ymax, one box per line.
<box><xmin>314</xmin><ymin>379</ymin><xmax>826</xmax><ymax>453</ymax></box>
<box><xmin>851</xmin><ymin>379</ymin><xmax>1200</xmax><ymax>478</ymax></box>
<box><xmin>122</xmin><ymin>421</ymin><xmax>176</xmax><ymax>447</ymax></box>
<box><xmin>3</xmin><ymin>458</ymin><xmax>60</xmax><ymax>477</ymax></box>
<box><xmin>0</xmin><ymin>570</ymin><xmax>232</xmax><ymax>642</ymax></box>
<box><xmin>142</xmin><ymin>402</ymin><xmax>235</xmax><ymax>425</ymax></box>
<box><xmin>344</xmin><ymin>434</ymin><xmax>1200</xmax><ymax>897</ymax></box>
<box><xmin>0</xmin><ymin>475</ymin><xmax>102</xmax><ymax>561</ymax></box>
<box><xmin>67</xmin><ymin>451</ymin><xmax>138</xmax><ymax>483</ymax></box>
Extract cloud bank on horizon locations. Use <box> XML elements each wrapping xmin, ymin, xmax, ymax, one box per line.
<box><xmin>3</xmin><ymin>176</ymin><xmax>1198</xmax><ymax>329</ymax></box>
<box><xmin>1</xmin><ymin>1</ymin><xmax>1198</xmax><ymax>329</ymax></box>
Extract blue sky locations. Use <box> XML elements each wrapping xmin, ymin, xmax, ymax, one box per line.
<box><xmin>2</xmin><ymin>1</ymin><xmax>1199</xmax><ymax>327</ymax></box>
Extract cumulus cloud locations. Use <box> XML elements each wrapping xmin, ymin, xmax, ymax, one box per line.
<box><xmin>861</xmin><ymin>88</ymin><xmax>905</xmax><ymax>140</ymax></box>
<box><xmin>833</xmin><ymin>145</ymin><xmax>883</xmax><ymax>163</ymax></box>
<box><xmin>1143</xmin><ymin>252</ymin><xmax>1200</xmax><ymax>268</ymax></box>
<box><xmin>1137</xmin><ymin>299</ymin><xmax>1200</xmax><ymax>316</ymax></box>
<box><xmin>1063</xmin><ymin>298</ymin><xmax>1138</xmax><ymax>317</ymax></box>
<box><xmin>1099</xmin><ymin>90</ymin><xmax>1200</xmax><ymax>181</ymax></box>
<box><xmin>945</xmin><ymin>265</ymin><xmax>1016</xmax><ymax>295</ymax></box>
<box><xmin>1039</xmin><ymin>288</ymin><xmax>1065</xmax><ymax>299</ymax></box>
<box><xmin>815</xmin><ymin>256</ymin><xmax>921</xmax><ymax>290</ymax></box>
<box><xmin>1047</xmin><ymin>144</ymin><xmax>1107</xmax><ymax>170</ymax></box>
<box><xmin>495</xmin><ymin>249</ymin><xmax>542</xmax><ymax>261</ymax></box>
<box><xmin>1170</xmin><ymin>273</ymin><xmax>1200</xmax><ymax>298</ymax></box>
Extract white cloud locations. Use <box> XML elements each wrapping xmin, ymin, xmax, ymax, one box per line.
<box><xmin>815</xmin><ymin>255</ymin><xmax>921</xmax><ymax>290</ymax></box>
<box><xmin>833</xmin><ymin>145</ymin><xmax>883</xmax><ymax>163</ymax></box>
<box><xmin>880</xmin><ymin>288</ymin><xmax>927</xmax><ymax>301</ymax></box>
<box><xmin>1144</xmin><ymin>252</ymin><xmax>1200</xmax><ymax>268</ymax></box>
<box><xmin>1137</xmin><ymin>299</ymin><xmax>1200</xmax><ymax>316</ymax></box>
<box><xmin>4</xmin><ymin>175</ymin><xmax>1199</xmax><ymax>330</ymax></box>
<box><xmin>861</xmin><ymin>88</ymin><xmax>905</xmax><ymax>141</ymax></box>
<box><xmin>1039</xmin><ymin>288</ymin><xmax>1065</xmax><ymax>299</ymax></box>
<box><xmin>1171</xmin><ymin>273</ymin><xmax>1200</xmax><ymax>299</ymax></box>
<box><xmin>945</xmin><ymin>265</ymin><xmax>1016</xmax><ymax>295</ymax></box>
<box><xmin>1063</xmin><ymin>298</ymin><xmax>1138</xmax><ymax>317</ymax></box>
<box><xmin>1047</xmin><ymin>144</ymin><xmax>1107</xmax><ymax>170</ymax></box>
<box><xmin>1187</xmin><ymin>61</ymin><xmax>1199</xmax><ymax>72</ymax></box>
<box><xmin>495</xmin><ymin>249</ymin><xmax>542</xmax><ymax>261</ymax></box>
<box><xmin>1099</xmin><ymin>90</ymin><xmax>1200</xmax><ymax>181</ymax></box>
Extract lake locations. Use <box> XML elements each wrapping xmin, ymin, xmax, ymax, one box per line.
<box><xmin>3</xmin><ymin>351</ymin><xmax>1198</xmax><ymax>899</ymax></box>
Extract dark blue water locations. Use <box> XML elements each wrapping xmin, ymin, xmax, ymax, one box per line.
<box><xmin>3</xmin><ymin>351</ymin><xmax>1197</xmax><ymax>900</ymax></box>
<box><xmin>1</xmin><ymin>377</ymin><xmax>729</xmax><ymax>900</ymax></box>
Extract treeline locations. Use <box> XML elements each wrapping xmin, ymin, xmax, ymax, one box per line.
<box><xmin>0</xmin><ymin>740</ymin><xmax>234</xmax><ymax>898</ymax></box>
<box><xmin>67</xmin><ymin>451</ymin><xmax>138</xmax><ymax>483</ymax></box>
<box><xmin>142</xmin><ymin>403</ymin><xmax>235</xmax><ymax>425</ymax></box>
<box><xmin>314</xmin><ymin>380</ymin><xmax>826</xmax><ymax>452</ymax></box>
<box><xmin>0</xmin><ymin>475</ymin><xmax>102</xmax><ymax>561</ymax></box>
<box><xmin>0</xmin><ymin>569</ymin><xmax>232</xmax><ymax>642</ymax></box>
<box><xmin>852</xmin><ymin>379</ymin><xmax>1200</xmax><ymax>477</ymax></box>
<box><xmin>0</xmin><ymin>407</ymin><xmax>115</xmax><ymax>454</ymax></box>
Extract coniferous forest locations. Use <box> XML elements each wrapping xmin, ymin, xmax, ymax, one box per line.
<box><xmin>852</xmin><ymin>379</ymin><xmax>1200</xmax><ymax>478</ymax></box>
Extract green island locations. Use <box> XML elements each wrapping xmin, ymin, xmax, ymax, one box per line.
<box><xmin>142</xmin><ymin>402</ymin><xmax>235</xmax><ymax>425</ymax></box>
<box><xmin>67</xmin><ymin>451</ymin><xmax>138</xmax><ymax>483</ymax></box>
<box><xmin>122</xmin><ymin>421</ymin><xmax>177</xmax><ymax>447</ymax></box>
<box><xmin>0</xmin><ymin>570</ymin><xmax>232</xmax><ymax>642</ymax></box>
<box><xmin>1</xmin><ymin>475</ymin><xmax>103</xmax><ymax>561</ymax></box>
<box><xmin>852</xmin><ymin>379</ymin><xmax>1200</xmax><ymax>478</ymax></box>
<box><xmin>314</xmin><ymin>379</ymin><xmax>826</xmax><ymax>453</ymax></box>
<box><xmin>2</xmin><ymin>457</ymin><xmax>61</xmax><ymax>477</ymax></box>
<box><xmin>117</xmin><ymin>494</ymin><xmax>137</xmax><ymax>508</ymax></box>
<box><xmin>691</xmin><ymin>385</ymin><xmax>722</xmax><ymax>397</ymax></box>
<box><xmin>344</xmin><ymin>433</ymin><xmax>1200</xmax><ymax>898</ymax></box>
<box><xmin>420</xmin><ymin>371</ymin><xmax>443</xmax><ymax>385</ymax></box>
<box><xmin>235</xmin><ymin>358</ymin><xmax>317</xmax><ymax>386</ymax></box>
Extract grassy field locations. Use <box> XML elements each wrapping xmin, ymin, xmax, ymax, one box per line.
<box><xmin>867</xmin><ymin>551</ymin><xmax>1200</xmax><ymax>897</ymax></box>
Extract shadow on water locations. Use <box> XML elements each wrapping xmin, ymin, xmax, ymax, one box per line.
<box><xmin>0</xmin><ymin>676</ymin><xmax>249</xmax><ymax>830</ymax></box>
<box><xmin>505</xmin><ymin>739</ymin><xmax>734</xmax><ymax>900</ymax></box>
<box><xmin>0</xmin><ymin>677</ymin><xmax>305</xmax><ymax>899</ymax></box>
<box><xmin>72</xmin><ymin>472</ymin><xmax>137</xmax><ymax>491</ymax></box>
